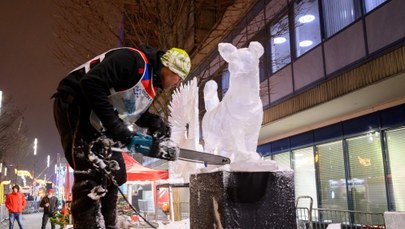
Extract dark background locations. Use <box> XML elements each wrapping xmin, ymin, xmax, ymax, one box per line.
<box><xmin>0</xmin><ymin>1</ymin><xmax>71</xmax><ymax>178</ymax></box>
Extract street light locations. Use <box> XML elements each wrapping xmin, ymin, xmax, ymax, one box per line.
<box><xmin>33</xmin><ymin>138</ymin><xmax>38</xmax><ymax>155</ymax></box>
<box><xmin>0</xmin><ymin>90</ymin><xmax>2</xmax><ymax>114</ymax></box>
<box><xmin>47</xmin><ymin>155</ymin><xmax>50</xmax><ymax>168</ymax></box>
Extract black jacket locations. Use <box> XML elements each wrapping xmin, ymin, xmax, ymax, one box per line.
<box><xmin>55</xmin><ymin>45</ymin><xmax>167</xmax><ymax>145</ymax></box>
<box><xmin>40</xmin><ymin>196</ymin><xmax>59</xmax><ymax>215</ymax></box>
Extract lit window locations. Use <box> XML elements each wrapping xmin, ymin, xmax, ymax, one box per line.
<box><xmin>322</xmin><ymin>0</ymin><xmax>362</xmax><ymax>38</ymax></box>
<box><xmin>386</xmin><ymin>128</ymin><xmax>405</xmax><ymax>211</ymax></box>
<box><xmin>272</xmin><ymin>151</ymin><xmax>291</xmax><ymax>169</ymax></box>
<box><xmin>270</xmin><ymin>14</ymin><xmax>291</xmax><ymax>73</ymax></box>
<box><xmin>316</xmin><ymin>141</ymin><xmax>348</xmax><ymax>210</ymax></box>
<box><xmin>295</xmin><ymin>0</ymin><xmax>321</xmax><ymax>57</ymax></box>
<box><xmin>346</xmin><ymin>133</ymin><xmax>388</xmax><ymax>222</ymax></box>
<box><xmin>221</xmin><ymin>70</ymin><xmax>230</xmax><ymax>96</ymax></box>
<box><xmin>293</xmin><ymin>147</ymin><xmax>318</xmax><ymax>209</ymax></box>
<box><xmin>363</xmin><ymin>0</ymin><xmax>386</xmax><ymax>13</ymax></box>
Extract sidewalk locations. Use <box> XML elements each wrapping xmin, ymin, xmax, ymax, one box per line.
<box><xmin>1</xmin><ymin>212</ymin><xmax>52</xmax><ymax>229</ymax></box>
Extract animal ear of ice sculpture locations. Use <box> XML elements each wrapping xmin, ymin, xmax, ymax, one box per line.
<box><xmin>202</xmin><ymin>41</ymin><xmax>278</xmax><ymax>171</ymax></box>
<box><xmin>168</xmin><ymin>78</ymin><xmax>204</xmax><ymax>182</ymax></box>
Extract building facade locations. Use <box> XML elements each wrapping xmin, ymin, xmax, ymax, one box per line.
<box><xmin>188</xmin><ymin>0</ymin><xmax>405</xmax><ymax>215</ymax></box>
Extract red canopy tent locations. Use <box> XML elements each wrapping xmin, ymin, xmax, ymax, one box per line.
<box><xmin>122</xmin><ymin>152</ymin><xmax>169</xmax><ymax>181</ymax></box>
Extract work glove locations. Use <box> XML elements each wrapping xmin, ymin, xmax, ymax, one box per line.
<box><xmin>136</xmin><ymin>112</ymin><xmax>171</xmax><ymax>139</ymax></box>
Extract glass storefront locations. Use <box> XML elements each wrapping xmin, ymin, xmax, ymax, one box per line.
<box><xmin>386</xmin><ymin>128</ymin><xmax>405</xmax><ymax>211</ymax></box>
<box><xmin>346</xmin><ymin>133</ymin><xmax>387</xmax><ymax>213</ymax></box>
<box><xmin>316</xmin><ymin>141</ymin><xmax>348</xmax><ymax>210</ymax></box>
<box><xmin>293</xmin><ymin>147</ymin><xmax>318</xmax><ymax>208</ymax></box>
<box><xmin>271</xmin><ymin>151</ymin><xmax>291</xmax><ymax>169</ymax></box>
<box><xmin>258</xmin><ymin>103</ymin><xmax>405</xmax><ymax>214</ymax></box>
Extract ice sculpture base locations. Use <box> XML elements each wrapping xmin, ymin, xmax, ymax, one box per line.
<box><xmin>189</xmin><ymin>171</ymin><xmax>296</xmax><ymax>229</ymax></box>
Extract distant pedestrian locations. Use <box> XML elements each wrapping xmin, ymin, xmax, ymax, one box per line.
<box><xmin>5</xmin><ymin>184</ymin><xmax>26</xmax><ymax>229</ymax></box>
<box><xmin>40</xmin><ymin>189</ymin><xmax>59</xmax><ymax>229</ymax></box>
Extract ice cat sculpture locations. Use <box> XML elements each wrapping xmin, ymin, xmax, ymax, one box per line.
<box><xmin>202</xmin><ymin>41</ymin><xmax>265</xmax><ymax>164</ymax></box>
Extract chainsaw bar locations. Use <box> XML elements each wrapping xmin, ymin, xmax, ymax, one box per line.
<box><xmin>111</xmin><ymin>147</ymin><xmax>231</xmax><ymax>165</ymax></box>
<box><xmin>179</xmin><ymin>148</ymin><xmax>231</xmax><ymax>165</ymax></box>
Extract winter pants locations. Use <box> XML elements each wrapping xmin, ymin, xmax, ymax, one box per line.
<box><xmin>41</xmin><ymin>213</ymin><xmax>55</xmax><ymax>229</ymax></box>
<box><xmin>53</xmin><ymin>96</ymin><xmax>121</xmax><ymax>229</ymax></box>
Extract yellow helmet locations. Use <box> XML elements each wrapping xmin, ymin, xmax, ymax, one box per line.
<box><xmin>160</xmin><ymin>48</ymin><xmax>191</xmax><ymax>80</ymax></box>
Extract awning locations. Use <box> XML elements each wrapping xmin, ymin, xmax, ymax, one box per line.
<box><xmin>122</xmin><ymin>152</ymin><xmax>169</xmax><ymax>181</ymax></box>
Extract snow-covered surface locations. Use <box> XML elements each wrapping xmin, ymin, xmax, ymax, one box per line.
<box><xmin>156</xmin><ymin>219</ymin><xmax>190</xmax><ymax>229</ymax></box>
<box><xmin>385</xmin><ymin>211</ymin><xmax>405</xmax><ymax>229</ymax></box>
<box><xmin>326</xmin><ymin>223</ymin><xmax>341</xmax><ymax>229</ymax></box>
<box><xmin>118</xmin><ymin>215</ymin><xmax>190</xmax><ymax>229</ymax></box>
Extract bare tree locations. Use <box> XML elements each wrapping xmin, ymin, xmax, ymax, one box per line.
<box><xmin>0</xmin><ymin>96</ymin><xmax>29</xmax><ymax>167</ymax></box>
<box><xmin>51</xmin><ymin>0</ymin><xmax>297</xmax><ymax>121</ymax></box>
<box><xmin>51</xmin><ymin>0</ymin><xmax>236</xmax><ymax>118</ymax></box>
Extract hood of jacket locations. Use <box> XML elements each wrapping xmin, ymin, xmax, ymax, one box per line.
<box><xmin>138</xmin><ymin>44</ymin><xmax>165</xmax><ymax>90</ymax></box>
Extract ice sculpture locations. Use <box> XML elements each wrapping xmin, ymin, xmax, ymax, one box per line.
<box><xmin>202</xmin><ymin>42</ymin><xmax>272</xmax><ymax>167</ymax></box>
<box><xmin>203</xmin><ymin>80</ymin><xmax>220</xmax><ymax>112</ymax></box>
<box><xmin>169</xmin><ymin>41</ymin><xmax>277</xmax><ymax>173</ymax></box>
<box><xmin>168</xmin><ymin>78</ymin><xmax>204</xmax><ymax>182</ymax></box>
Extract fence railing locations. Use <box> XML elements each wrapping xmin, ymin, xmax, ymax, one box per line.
<box><xmin>23</xmin><ymin>201</ymin><xmax>41</xmax><ymax>214</ymax></box>
<box><xmin>297</xmin><ymin>207</ymin><xmax>385</xmax><ymax>229</ymax></box>
<box><xmin>0</xmin><ymin>204</ymin><xmax>7</xmax><ymax>222</ymax></box>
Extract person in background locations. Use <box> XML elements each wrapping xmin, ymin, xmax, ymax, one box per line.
<box><xmin>40</xmin><ymin>189</ymin><xmax>59</xmax><ymax>229</ymax></box>
<box><xmin>53</xmin><ymin>45</ymin><xmax>191</xmax><ymax>228</ymax></box>
<box><xmin>5</xmin><ymin>184</ymin><xmax>26</xmax><ymax>229</ymax></box>
<box><xmin>131</xmin><ymin>185</ymin><xmax>143</xmax><ymax>212</ymax></box>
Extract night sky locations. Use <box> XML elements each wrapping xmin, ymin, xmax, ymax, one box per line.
<box><xmin>0</xmin><ymin>1</ymin><xmax>71</xmax><ymax>178</ymax></box>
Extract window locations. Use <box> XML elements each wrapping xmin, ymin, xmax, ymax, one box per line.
<box><xmin>386</xmin><ymin>128</ymin><xmax>405</xmax><ymax>211</ymax></box>
<box><xmin>221</xmin><ymin>70</ymin><xmax>230</xmax><ymax>96</ymax></box>
<box><xmin>347</xmin><ymin>133</ymin><xmax>387</xmax><ymax>223</ymax></box>
<box><xmin>272</xmin><ymin>151</ymin><xmax>291</xmax><ymax>169</ymax></box>
<box><xmin>270</xmin><ymin>14</ymin><xmax>291</xmax><ymax>72</ymax></box>
<box><xmin>316</xmin><ymin>141</ymin><xmax>348</xmax><ymax>210</ymax></box>
<box><xmin>363</xmin><ymin>0</ymin><xmax>386</xmax><ymax>13</ymax></box>
<box><xmin>322</xmin><ymin>0</ymin><xmax>362</xmax><ymax>37</ymax></box>
<box><xmin>293</xmin><ymin>147</ymin><xmax>318</xmax><ymax>208</ymax></box>
<box><xmin>260</xmin><ymin>80</ymin><xmax>270</xmax><ymax>107</ymax></box>
<box><xmin>295</xmin><ymin>0</ymin><xmax>322</xmax><ymax>57</ymax></box>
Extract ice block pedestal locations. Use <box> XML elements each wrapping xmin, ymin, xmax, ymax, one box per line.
<box><xmin>190</xmin><ymin>171</ymin><xmax>296</xmax><ymax>229</ymax></box>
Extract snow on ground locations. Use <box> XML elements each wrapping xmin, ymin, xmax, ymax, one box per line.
<box><xmin>157</xmin><ymin>219</ymin><xmax>190</xmax><ymax>229</ymax></box>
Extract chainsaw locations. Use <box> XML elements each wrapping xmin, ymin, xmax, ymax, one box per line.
<box><xmin>112</xmin><ymin>132</ymin><xmax>230</xmax><ymax>165</ymax></box>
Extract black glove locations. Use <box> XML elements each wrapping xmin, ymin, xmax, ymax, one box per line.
<box><xmin>135</xmin><ymin>112</ymin><xmax>171</xmax><ymax>139</ymax></box>
<box><xmin>107</xmin><ymin>120</ymin><xmax>132</xmax><ymax>145</ymax></box>
<box><xmin>150</xmin><ymin>138</ymin><xmax>179</xmax><ymax>161</ymax></box>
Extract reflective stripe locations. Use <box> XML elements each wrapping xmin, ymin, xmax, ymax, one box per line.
<box><xmin>69</xmin><ymin>47</ymin><xmax>129</xmax><ymax>74</ymax></box>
